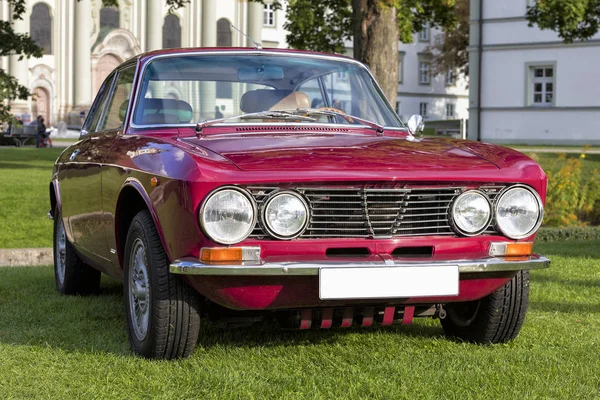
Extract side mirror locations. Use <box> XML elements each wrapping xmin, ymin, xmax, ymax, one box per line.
<box><xmin>407</xmin><ymin>114</ymin><xmax>425</xmax><ymax>137</ymax></box>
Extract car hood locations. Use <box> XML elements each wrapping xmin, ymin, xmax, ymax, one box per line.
<box><xmin>181</xmin><ymin>133</ymin><xmax>499</xmax><ymax>172</ymax></box>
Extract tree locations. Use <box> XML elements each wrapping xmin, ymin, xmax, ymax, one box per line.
<box><xmin>429</xmin><ymin>0</ymin><xmax>469</xmax><ymax>77</ymax></box>
<box><xmin>526</xmin><ymin>0</ymin><xmax>600</xmax><ymax>43</ymax></box>
<box><xmin>0</xmin><ymin>0</ymin><xmax>188</xmax><ymax>125</ymax></box>
<box><xmin>260</xmin><ymin>0</ymin><xmax>457</xmax><ymax>108</ymax></box>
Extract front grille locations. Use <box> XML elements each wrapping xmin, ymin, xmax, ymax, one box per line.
<box><xmin>248</xmin><ymin>184</ymin><xmax>504</xmax><ymax>239</ymax></box>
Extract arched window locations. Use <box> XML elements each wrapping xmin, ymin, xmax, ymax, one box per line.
<box><xmin>163</xmin><ymin>14</ymin><xmax>181</xmax><ymax>49</ymax></box>
<box><xmin>100</xmin><ymin>7</ymin><xmax>120</xmax><ymax>29</ymax></box>
<box><xmin>217</xmin><ymin>18</ymin><xmax>232</xmax><ymax>47</ymax></box>
<box><xmin>30</xmin><ymin>3</ymin><xmax>52</xmax><ymax>54</ymax></box>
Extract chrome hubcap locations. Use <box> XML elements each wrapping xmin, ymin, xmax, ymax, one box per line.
<box><xmin>129</xmin><ymin>238</ymin><xmax>150</xmax><ymax>341</ymax></box>
<box><xmin>55</xmin><ymin>218</ymin><xmax>67</xmax><ymax>284</ymax></box>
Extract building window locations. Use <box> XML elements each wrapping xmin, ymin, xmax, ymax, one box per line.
<box><xmin>419</xmin><ymin>23</ymin><xmax>430</xmax><ymax>42</ymax></box>
<box><xmin>398</xmin><ymin>53</ymin><xmax>405</xmax><ymax>84</ymax></box>
<box><xmin>100</xmin><ymin>7</ymin><xmax>119</xmax><ymax>29</ymax></box>
<box><xmin>30</xmin><ymin>3</ymin><xmax>52</xmax><ymax>54</ymax></box>
<box><xmin>445</xmin><ymin>69</ymin><xmax>455</xmax><ymax>86</ymax></box>
<box><xmin>217</xmin><ymin>19</ymin><xmax>233</xmax><ymax>98</ymax></box>
<box><xmin>528</xmin><ymin>64</ymin><xmax>555</xmax><ymax>107</ymax></box>
<box><xmin>446</xmin><ymin>104</ymin><xmax>455</xmax><ymax>118</ymax></box>
<box><xmin>396</xmin><ymin>101</ymin><xmax>401</xmax><ymax>114</ymax></box>
<box><xmin>163</xmin><ymin>14</ymin><xmax>181</xmax><ymax>49</ymax></box>
<box><xmin>264</xmin><ymin>4</ymin><xmax>275</xmax><ymax>26</ymax></box>
<box><xmin>419</xmin><ymin>102</ymin><xmax>428</xmax><ymax>117</ymax></box>
<box><xmin>419</xmin><ymin>61</ymin><xmax>431</xmax><ymax>85</ymax></box>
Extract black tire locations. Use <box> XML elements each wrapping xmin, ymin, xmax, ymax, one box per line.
<box><xmin>53</xmin><ymin>206</ymin><xmax>101</xmax><ymax>295</ymax></box>
<box><xmin>441</xmin><ymin>270</ymin><xmax>530</xmax><ymax>344</ymax></box>
<box><xmin>123</xmin><ymin>210</ymin><xmax>201</xmax><ymax>359</ymax></box>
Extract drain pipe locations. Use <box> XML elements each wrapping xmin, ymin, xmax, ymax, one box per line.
<box><xmin>477</xmin><ymin>0</ymin><xmax>483</xmax><ymax>142</ymax></box>
<box><xmin>468</xmin><ymin>0</ymin><xmax>483</xmax><ymax>141</ymax></box>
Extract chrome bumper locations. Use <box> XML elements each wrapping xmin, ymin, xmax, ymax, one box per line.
<box><xmin>170</xmin><ymin>254</ymin><xmax>550</xmax><ymax>276</ymax></box>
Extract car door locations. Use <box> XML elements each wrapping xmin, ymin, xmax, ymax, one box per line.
<box><xmin>58</xmin><ymin>72</ymin><xmax>117</xmax><ymax>266</ymax></box>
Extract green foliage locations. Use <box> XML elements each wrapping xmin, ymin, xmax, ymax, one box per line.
<box><xmin>536</xmin><ymin>226</ymin><xmax>600</xmax><ymax>242</ymax></box>
<box><xmin>527</xmin><ymin>0</ymin><xmax>600</xmax><ymax>43</ymax></box>
<box><xmin>430</xmin><ymin>0</ymin><xmax>469</xmax><ymax>76</ymax></box>
<box><xmin>254</xmin><ymin>0</ymin><xmax>457</xmax><ymax>53</ymax></box>
<box><xmin>542</xmin><ymin>155</ymin><xmax>600</xmax><ymax>227</ymax></box>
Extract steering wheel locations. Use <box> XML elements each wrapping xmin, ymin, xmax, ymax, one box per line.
<box><xmin>317</xmin><ymin>107</ymin><xmax>354</xmax><ymax>123</ymax></box>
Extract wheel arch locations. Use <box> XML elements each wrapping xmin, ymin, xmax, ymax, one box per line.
<box><xmin>115</xmin><ymin>178</ymin><xmax>171</xmax><ymax>269</ymax></box>
<box><xmin>49</xmin><ymin>179</ymin><xmax>61</xmax><ymax>218</ymax></box>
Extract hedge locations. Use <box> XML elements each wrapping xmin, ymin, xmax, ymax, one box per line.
<box><xmin>536</xmin><ymin>227</ymin><xmax>600</xmax><ymax>242</ymax></box>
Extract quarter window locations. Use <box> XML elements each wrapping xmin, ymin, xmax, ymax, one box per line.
<box><xmin>98</xmin><ymin>65</ymin><xmax>136</xmax><ymax>131</ymax></box>
<box><xmin>83</xmin><ymin>73</ymin><xmax>116</xmax><ymax>134</ymax></box>
<box><xmin>264</xmin><ymin>4</ymin><xmax>275</xmax><ymax>26</ymax></box>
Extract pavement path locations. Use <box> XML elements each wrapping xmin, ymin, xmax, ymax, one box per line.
<box><xmin>0</xmin><ymin>248</ymin><xmax>53</xmax><ymax>267</ymax></box>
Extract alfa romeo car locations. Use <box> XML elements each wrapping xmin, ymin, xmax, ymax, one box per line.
<box><xmin>50</xmin><ymin>48</ymin><xmax>549</xmax><ymax>359</ymax></box>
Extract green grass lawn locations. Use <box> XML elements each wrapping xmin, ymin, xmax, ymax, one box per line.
<box><xmin>0</xmin><ymin>240</ymin><xmax>598</xmax><ymax>398</ymax></box>
<box><xmin>0</xmin><ymin>148</ymin><xmax>64</xmax><ymax>248</ymax></box>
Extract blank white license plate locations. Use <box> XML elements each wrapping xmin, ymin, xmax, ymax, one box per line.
<box><xmin>319</xmin><ymin>266</ymin><xmax>459</xmax><ymax>300</ymax></box>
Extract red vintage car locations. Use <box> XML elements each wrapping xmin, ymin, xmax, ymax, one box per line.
<box><xmin>50</xmin><ymin>48</ymin><xmax>549</xmax><ymax>359</ymax></box>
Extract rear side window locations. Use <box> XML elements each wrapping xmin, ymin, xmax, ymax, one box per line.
<box><xmin>98</xmin><ymin>65</ymin><xmax>136</xmax><ymax>132</ymax></box>
<box><xmin>83</xmin><ymin>73</ymin><xmax>115</xmax><ymax>135</ymax></box>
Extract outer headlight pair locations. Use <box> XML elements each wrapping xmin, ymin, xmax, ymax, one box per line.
<box><xmin>452</xmin><ymin>185</ymin><xmax>543</xmax><ymax>239</ymax></box>
<box><xmin>200</xmin><ymin>188</ymin><xmax>309</xmax><ymax>245</ymax></box>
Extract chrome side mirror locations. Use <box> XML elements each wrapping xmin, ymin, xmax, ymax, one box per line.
<box><xmin>407</xmin><ymin>114</ymin><xmax>425</xmax><ymax>137</ymax></box>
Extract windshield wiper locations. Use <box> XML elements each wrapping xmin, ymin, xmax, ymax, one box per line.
<box><xmin>195</xmin><ymin>111</ymin><xmax>316</xmax><ymax>133</ymax></box>
<box><xmin>276</xmin><ymin>108</ymin><xmax>385</xmax><ymax>135</ymax></box>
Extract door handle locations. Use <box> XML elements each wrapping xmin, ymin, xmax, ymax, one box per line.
<box><xmin>69</xmin><ymin>149</ymin><xmax>80</xmax><ymax>161</ymax></box>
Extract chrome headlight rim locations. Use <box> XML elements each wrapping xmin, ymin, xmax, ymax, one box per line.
<box><xmin>261</xmin><ymin>190</ymin><xmax>310</xmax><ymax>240</ymax></box>
<box><xmin>495</xmin><ymin>184</ymin><xmax>544</xmax><ymax>240</ymax></box>
<box><xmin>450</xmin><ymin>189</ymin><xmax>493</xmax><ymax>237</ymax></box>
<box><xmin>199</xmin><ymin>186</ymin><xmax>257</xmax><ymax>245</ymax></box>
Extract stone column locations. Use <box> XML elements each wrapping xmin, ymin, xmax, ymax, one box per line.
<box><xmin>9</xmin><ymin>6</ymin><xmax>31</xmax><ymax>116</ymax></box>
<box><xmin>146</xmin><ymin>0</ymin><xmax>163</xmax><ymax>51</ymax></box>
<box><xmin>247</xmin><ymin>1</ymin><xmax>262</xmax><ymax>47</ymax></box>
<box><xmin>200</xmin><ymin>0</ymin><xmax>216</xmax><ymax>119</ymax></box>
<box><xmin>74</xmin><ymin>0</ymin><xmax>92</xmax><ymax>108</ymax></box>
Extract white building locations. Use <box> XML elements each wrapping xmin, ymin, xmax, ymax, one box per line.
<box><xmin>396</xmin><ymin>24</ymin><xmax>469</xmax><ymax>123</ymax></box>
<box><xmin>1</xmin><ymin>0</ymin><xmax>467</xmax><ymax>128</ymax></box>
<box><xmin>468</xmin><ymin>0</ymin><xmax>600</xmax><ymax>145</ymax></box>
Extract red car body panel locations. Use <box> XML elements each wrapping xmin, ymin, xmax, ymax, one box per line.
<box><xmin>51</xmin><ymin>48</ymin><xmax>548</xmax><ymax>313</ymax></box>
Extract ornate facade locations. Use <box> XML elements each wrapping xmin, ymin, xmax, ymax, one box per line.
<box><xmin>1</xmin><ymin>0</ymin><xmax>286</xmax><ymax>126</ymax></box>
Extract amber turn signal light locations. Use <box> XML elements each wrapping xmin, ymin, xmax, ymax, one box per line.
<box><xmin>489</xmin><ymin>242</ymin><xmax>533</xmax><ymax>257</ymax></box>
<box><xmin>200</xmin><ymin>246</ymin><xmax>261</xmax><ymax>264</ymax></box>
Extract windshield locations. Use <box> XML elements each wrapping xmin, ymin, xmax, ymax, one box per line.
<box><xmin>132</xmin><ymin>53</ymin><xmax>403</xmax><ymax>128</ymax></box>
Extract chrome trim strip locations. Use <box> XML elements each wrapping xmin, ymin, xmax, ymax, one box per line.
<box><xmin>170</xmin><ymin>254</ymin><xmax>550</xmax><ymax>276</ymax></box>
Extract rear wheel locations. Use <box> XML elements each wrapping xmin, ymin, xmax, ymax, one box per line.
<box><xmin>123</xmin><ymin>210</ymin><xmax>201</xmax><ymax>359</ymax></box>
<box><xmin>441</xmin><ymin>271</ymin><xmax>530</xmax><ymax>344</ymax></box>
<box><xmin>53</xmin><ymin>207</ymin><xmax>101</xmax><ymax>295</ymax></box>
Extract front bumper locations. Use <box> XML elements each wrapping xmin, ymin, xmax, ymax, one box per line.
<box><xmin>170</xmin><ymin>254</ymin><xmax>550</xmax><ymax>276</ymax></box>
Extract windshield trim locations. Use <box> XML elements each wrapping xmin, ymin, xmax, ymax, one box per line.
<box><xmin>129</xmin><ymin>50</ymin><xmax>404</xmax><ymax>131</ymax></box>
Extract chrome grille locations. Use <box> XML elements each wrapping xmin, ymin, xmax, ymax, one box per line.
<box><xmin>248</xmin><ymin>185</ymin><xmax>504</xmax><ymax>239</ymax></box>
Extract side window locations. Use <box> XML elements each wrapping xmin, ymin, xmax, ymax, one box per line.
<box><xmin>98</xmin><ymin>64</ymin><xmax>136</xmax><ymax>132</ymax></box>
<box><xmin>83</xmin><ymin>73</ymin><xmax>116</xmax><ymax>134</ymax></box>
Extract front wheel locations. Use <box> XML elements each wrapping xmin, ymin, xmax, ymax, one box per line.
<box><xmin>441</xmin><ymin>270</ymin><xmax>530</xmax><ymax>344</ymax></box>
<box><xmin>123</xmin><ymin>210</ymin><xmax>201</xmax><ymax>359</ymax></box>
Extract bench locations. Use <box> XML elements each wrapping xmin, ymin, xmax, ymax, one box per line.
<box><xmin>1</xmin><ymin>125</ymin><xmax>38</xmax><ymax>147</ymax></box>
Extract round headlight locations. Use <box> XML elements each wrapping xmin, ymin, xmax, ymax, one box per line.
<box><xmin>200</xmin><ymin>188</ymin><xmax>256</xmax><ymax>245</ymax></box>
<box><xmin>262</xmin><ymin>191</ymin><xmax>309</xmax><ymax>239</ymax></box>
<box><xmin>452</xmin><ymin>190</ymin><xmax>492</xmax><ymax>235</ymax></box>
<box><xmin>496</xmin><ymin>186</ymin><xmax>543</xmax><ymax>239</ymax></box>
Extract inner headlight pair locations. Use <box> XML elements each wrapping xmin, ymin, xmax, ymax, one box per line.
<box><xmin>200</xmin><ymin>188</ymin><xmax>308</xmax><ymax>245</ymax></box>
<box><xmin>452</xmin><ymin>186</ymin><xmax>543</xmax><ymax>239</ymax></box>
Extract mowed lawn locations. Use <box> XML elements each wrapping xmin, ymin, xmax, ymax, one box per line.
<box><xmin>0</xmin><ymin>147</ymin><xmax>64</xmax><ymax>248</ymax></box>
<box><xmin>0</xmin><ymin>240</ymin><xmax>599</xmax><ymax>398</ymax></box>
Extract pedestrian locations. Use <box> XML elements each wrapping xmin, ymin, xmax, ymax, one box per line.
<box><xmin>215</xmin><ymin>106</ymin><xmax>223</xmax><ymax>119</ymax></box>
<box><xmin>36</xmin><ymin>115</ymin><xmax>47</xmax><ymax>148</ymax></box>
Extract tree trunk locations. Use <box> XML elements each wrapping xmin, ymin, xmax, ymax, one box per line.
<box><xmin>352</xmin><ymin>0</ymin><xmax>398</xmax><ymax>108</ymax></box>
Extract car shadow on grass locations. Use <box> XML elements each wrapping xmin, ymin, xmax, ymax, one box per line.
<box><xmin>0</xmin><ymin>267</ymin><xmax>445</xmax><ymax>356</ymax></box>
